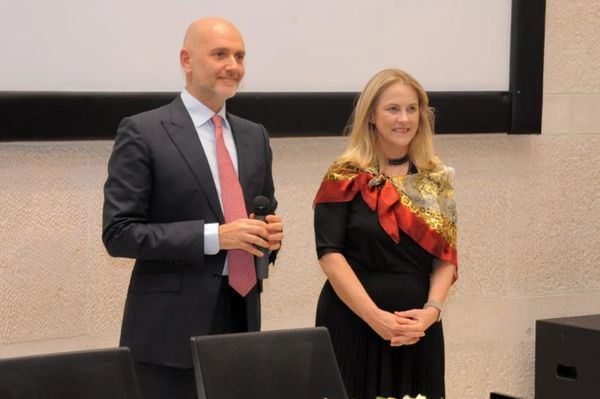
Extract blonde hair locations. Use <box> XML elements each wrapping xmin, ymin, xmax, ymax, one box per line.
<box><xmin>337</xmin><ymin>68</ymin><xmax>439</xmax><ymax>171</ymax></box>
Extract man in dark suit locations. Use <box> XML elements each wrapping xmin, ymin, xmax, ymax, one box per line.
<box><xmin>102</xmin><ymin>17</ymin><xmax>283</xmax><ymax>399</ymax></box>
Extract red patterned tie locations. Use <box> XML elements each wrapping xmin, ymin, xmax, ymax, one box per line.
<box><xmin>212</xmin><ymin>114</ymin><xmax>257</xmax><ymax>296</ymax></box>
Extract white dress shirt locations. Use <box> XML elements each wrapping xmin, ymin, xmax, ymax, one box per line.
<box><xmin>180</xmin><ymin>89</ymin><xmax>239</xmax><ymax>268</ymax></box>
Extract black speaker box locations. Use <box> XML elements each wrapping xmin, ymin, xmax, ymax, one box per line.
<box><xmin>490</xmin><ymin>393</ymin><xmax>522</xmax><ymax>399</ymax></box>
<box><xmin>535</xmin><ymin>314</ymin><xmax>600</xmax><ymax>399</ymax></box>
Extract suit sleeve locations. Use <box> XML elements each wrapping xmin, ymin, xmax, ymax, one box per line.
<box><xmin>102</xmin><ymin>117</ymin><xmax>206</xmax><ymax>261</ymax></box>
<box><xmin>257</xmin><ymin>124</ymin><xmax>280</xmax><ymax>265</ymax></box>
<box><xmin>259</xmin><ymin>124</ymin><xmax>277</xmax><ymax>213</ymax></box>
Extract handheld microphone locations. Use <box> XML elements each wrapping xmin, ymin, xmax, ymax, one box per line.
<box><xmin>252</xmin><ymin>195</ymin><xmax>271</xmax><ymax>279</ymax></box>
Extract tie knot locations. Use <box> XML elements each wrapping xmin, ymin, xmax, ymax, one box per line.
<box><xmin>211</xmin><ymin>114</ymin><xmax>223</xmax><ymax>130</ymax></box>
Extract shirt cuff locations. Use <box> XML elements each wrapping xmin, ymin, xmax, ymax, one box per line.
<box><xmin>204</xmin><ymin>223</ymin><xmax>220</xmax><ymax>255</ymax></box>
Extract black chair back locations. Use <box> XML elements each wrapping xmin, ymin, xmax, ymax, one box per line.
<box><xmin>191</xmin><ymin>327</ymin><xmax>348</xmax><ymax>399</ymax></box>
<box><xmin>0</xmin><ymin>347</ymin><xmax>140</xmax><ymax>399</ymax></box>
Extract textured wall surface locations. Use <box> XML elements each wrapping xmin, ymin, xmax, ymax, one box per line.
<box><xmin>1</xmin><ymin>1</ymin><xmax>600</xmax><ymax>398</ymax></box>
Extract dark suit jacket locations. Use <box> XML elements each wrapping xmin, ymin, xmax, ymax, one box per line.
<box><xmin>102</xmin><ymin>96</ymin><xmax>277</xmax><ymax>368</ymax></box>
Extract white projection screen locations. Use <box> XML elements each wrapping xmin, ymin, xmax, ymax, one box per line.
<box><xmin>0</xmin><ymin>0</ymin><xmax>547</xmax><ymax>139</ymax></box>
<box><xmin>0</xmin><ymin>0</ymin><xmax>512</xmax><ymax>92</ymax></box>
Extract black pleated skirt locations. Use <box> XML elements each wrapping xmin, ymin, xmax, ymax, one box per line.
<box><xmin>316</xmin><ymin>272</ymin><xmax>445</xmax><ymax>399</ymax></box>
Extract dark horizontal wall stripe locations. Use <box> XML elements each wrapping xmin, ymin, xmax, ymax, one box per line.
<box><xmin>0</xmin><ymin>91</ymin><xmax>176</xmax><ymax>141</ymax></box>
<box><xmin>429</xmin><ymin>91</ymin><xmax>511</xmax><ymax>134</ymax></box>
<box><xmin>0</xmin><ymin>91</ymin><xmax>511</xmax><ymax>141</ymax></box>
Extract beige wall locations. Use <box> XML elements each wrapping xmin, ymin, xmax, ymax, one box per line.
<box><xmin>1</xmin><ymin>1</ymin><xmax>599</xmax><ymax>397</ymax></box>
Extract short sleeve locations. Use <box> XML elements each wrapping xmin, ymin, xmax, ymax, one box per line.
<box><xmin>314</xmin><ymin>202</ymin><xmax>350</xmax><ymax>259</ymax></box>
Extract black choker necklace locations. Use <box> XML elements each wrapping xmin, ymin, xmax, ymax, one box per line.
<box><xmin>387</xmin><ymin>154</ymin><xmax>410</xmax><ymax>165</ymax></box>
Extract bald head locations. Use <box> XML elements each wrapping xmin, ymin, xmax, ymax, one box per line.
<box><xmin>179</xmin><ymin>17</ymin><xmax>246</xmax><ymax>112</ymax></box>
<box><xmin>183</xmin><ymin>18</ymin><xmax>243</xmax><ymax>52</ymax></box>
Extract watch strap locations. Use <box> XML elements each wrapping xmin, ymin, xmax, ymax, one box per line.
<box><xmin>424</xmin><ymin>300</ymin><xmax>444</xmax><ymax>322</ymax></box>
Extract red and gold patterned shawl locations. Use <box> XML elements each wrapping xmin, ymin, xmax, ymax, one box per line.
<box><xmin>313</xmin><ymin>162</ymin><xmax>458</xmax><ymax>272</ymax></box>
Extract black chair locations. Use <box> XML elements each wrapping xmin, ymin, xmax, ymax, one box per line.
<box><xmin>0</xmin><ymin>347</ymin><xmax>140</xmax><ymax>399</ymax></box>
<box><xmin>190</xmin><ymin>326</ymin><xmax>349</xmax><ymax>399</ymax></box>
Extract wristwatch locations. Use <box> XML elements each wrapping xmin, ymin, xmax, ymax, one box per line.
<box><xmin>423</xmin><ymin>300</ymin><xmax>444</xmax><ymax>322</ymax></box>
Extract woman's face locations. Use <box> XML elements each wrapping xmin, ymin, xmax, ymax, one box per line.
<box><xmin>370</xmin><ymin>82</ymin><xmax>420</xmax><ymax>155</ymax></box>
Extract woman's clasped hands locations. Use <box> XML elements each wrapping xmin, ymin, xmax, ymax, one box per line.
<box><xmin>366</xmin><ymin>307</ymin><xmax>439</xmax><ymax>347</ymax></box>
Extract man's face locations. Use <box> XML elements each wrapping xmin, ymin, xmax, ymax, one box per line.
<box><xmin>181</xmin><ymin>22</ymin><xmax>246</xmax><ymax>111</ymax></box>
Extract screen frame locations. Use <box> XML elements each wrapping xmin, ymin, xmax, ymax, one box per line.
<box><xmin>0</xmin><ymin>0</ymin><xmax>544</xmax><ymax>141</ymax></box>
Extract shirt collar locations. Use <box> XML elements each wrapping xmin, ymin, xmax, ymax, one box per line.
<box><xmin>180</xmin><ymin>89</ymin><xmax>229</xmax><ymax>129</ymax></box>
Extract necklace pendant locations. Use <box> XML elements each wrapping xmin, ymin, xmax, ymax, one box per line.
<box><xmin>368</xmin><ymin>175</ymin><xmax>385</xmax><ymax>188</ymax></box>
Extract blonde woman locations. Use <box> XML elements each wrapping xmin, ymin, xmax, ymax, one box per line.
<box><xmin>313</xmin><ymin>69</ymin><xmax>457</xmax><ymax>399</ymax></box>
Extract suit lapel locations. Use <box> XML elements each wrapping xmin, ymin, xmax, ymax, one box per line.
<box><xmin>229</xmin><ymin>115</ymin><xmax>253</xmax><ymax>205</ymax></box>
<box><xmin>163</xmin><ymin>97</ymin><xmax>225</xmax><ymax>222</ymax></box>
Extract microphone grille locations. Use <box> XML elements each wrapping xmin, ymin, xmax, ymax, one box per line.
<box><xmin>252</xmin><ymin>195</ymin><xmax>271</xmax><ymax>214</ymax></box>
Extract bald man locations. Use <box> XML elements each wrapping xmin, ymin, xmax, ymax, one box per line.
<box><xmin>102</xmin><ymin>18</ymin><xmax>283</xmax><ymax>399</ymax></box>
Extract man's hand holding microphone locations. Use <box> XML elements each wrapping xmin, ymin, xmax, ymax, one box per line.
<box><xmin>218</xmin><ymin>196</ymin><xmax>283</xmax><ymax>277</ymax></box>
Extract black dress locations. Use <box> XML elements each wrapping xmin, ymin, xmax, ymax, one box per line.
<box><xmin>315</xmin><ymin>195</ymin><xmax>445</xmax><ymax>399</ymax></box>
